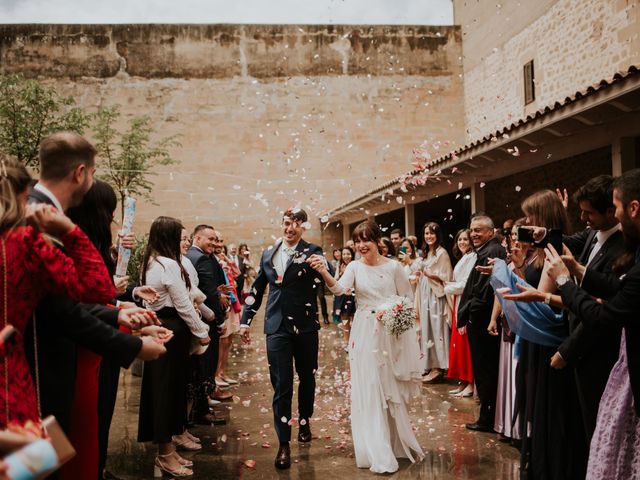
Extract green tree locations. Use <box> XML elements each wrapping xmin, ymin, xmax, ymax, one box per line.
<box><xmin>0</xmin><ymin>74</ymin><xmax>89</xmax><ymax>169</ymax></box>
<box><xmin>93</xmin><ymin>105</ymin><xmax>181</xmax><ymax>221</ymax></box>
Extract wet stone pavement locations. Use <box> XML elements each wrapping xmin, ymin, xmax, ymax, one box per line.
<box><xmin>106</xmin><ymin>310</ymin><xmax>520</xmax><ymax>479</ymax></box>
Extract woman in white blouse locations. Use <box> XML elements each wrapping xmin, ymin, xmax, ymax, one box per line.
<box><xmin>137</xmin><ymin>217</ymin><xmax>210</xmax><ymax>478</ymax></box>
<box><xmin>444</xmin><ymin>229</ymin><xmax>477</xmax><ymax>397</ymax></box>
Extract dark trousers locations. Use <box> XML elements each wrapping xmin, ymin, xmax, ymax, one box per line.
<box><xmin>192</xmin><ymin>323</ymin><xmax>220</xmax><ymax>419</ymax></box>
<box><xmin>266</xmin><ymin>322</ymin><xmax>319</xmax><ymax>443</ymax></box>
<box><xmin>467</xmin><ymin>309</ymin><xmax>500</xmax><ymax>426</ymax></box>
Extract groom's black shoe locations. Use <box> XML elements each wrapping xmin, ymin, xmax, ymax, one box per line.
<box><xmin>465</xmin><ymin>422</ymin><xmax>494</xmax><ymax>433</ymax></box>
<box><xmin>275</xmin><ymin>443</ymin><xmax>291</xmax><ymax>469</ymax></box>
<box><xmin>298</xmin><ymin>422</ymin><xmax>312</xmax><ymax>443</ymax></box>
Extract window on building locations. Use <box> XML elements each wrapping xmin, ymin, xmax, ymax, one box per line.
<box><xmin>524</xmin><ymin>60</ymin><xmax>535</xmax><ymax>105</ymax></box>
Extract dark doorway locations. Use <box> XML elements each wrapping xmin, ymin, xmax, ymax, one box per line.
<box><xmin>414</xmin><ymin>189</ymin><xmax>472</xmax><ymax>251</ymax></box>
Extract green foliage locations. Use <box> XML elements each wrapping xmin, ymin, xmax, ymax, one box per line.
<box><xmin>0</xmin><ymin>74</ymin><xmax>89</xmax><ymax>169</ymax></box>
<box><xmin>93</xmin><ymin>105</ymin><xmax>181</xmax><ymax>221</ymax></box>
<box><xmin>126</xmin><ymin>234</ymin><xmax>148</xmax><ymax>286</ymax></box>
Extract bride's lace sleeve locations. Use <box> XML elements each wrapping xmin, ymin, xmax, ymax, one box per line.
<box><xmin>327</xmin><ymin>261</ymin><xmax>356</xmax><ymax>295</ymax></box>
<box><xmin>394</xmin><ymin>261</ymin><xmax>414</xmax><ymax>301</ymax></box>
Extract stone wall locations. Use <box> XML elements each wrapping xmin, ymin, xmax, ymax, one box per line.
<box><xmin>454</xmin><ymin>0</ymin><xmax>640</xmax><ymax>144</ymax></box>
<box><xmin>0</xmin><ymin>24</ymin><xmax>465</xmax><ymax>250</ymax></box>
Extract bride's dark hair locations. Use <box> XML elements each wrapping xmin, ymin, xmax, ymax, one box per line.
<box><xmin>352</xmin><ymin>220</ymin><xmax>382</xmax><ymax>246</ymax></box>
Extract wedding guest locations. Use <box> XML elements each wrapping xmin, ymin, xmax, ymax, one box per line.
<box><xmin>444</xmin><ymin>229</ymin><xmax>476</xmax><ymax>398</ymax></box>
<box><xmin>546</xmin><ymin>170</ymin><xmax>640</xmax><ymax>479</ymax></box>
<box><xmin>214</xmin><ymin>231</ymin><xmax>241</xmax><ymax>388</ymax></box>
<box><xmin>457</xmin><ymin>214</ymin><xmax>506</xmax><ymax>432</ymax></box>
<box><xmin>389</xmin><ymin>228</ymin><xmax>404</xmax><ymax>252</ymax></box>
<box><xmin>487</xmin><ymin>220</ymin><xmax>529</xmax><ymax>442</ymax></box>
<box><xmin>398</xmin><ymin>238</ymin><xmax>420</xmax><ymax>279</ymax></box>
<box><xmin>408</xmin><ymin>235</ymin><xmax>422</xmax><ymax>258</ymax></box>
<box><xmin>138</xmin><ymin>216</ymin><xmax>210</xmax><ymax>478</ymax></box>
<box><xmin>0</xmin><ymin>155</ymin><xmax>118</xmax><ymax>431</ymax></box>
<box><xmin>176</xmin><ymin>228</ymin><xmax>217</xmax><ymax>452</ymax></box>
<box><xmin>26</xmin><ymin>132</ymin><xmax>162</xmax><ymax>442</ymax></box>
<box><xmin>239</xmin><ymin>244</ymin><xmax>256</xmax><ymax>303</ymax></box>
<box><xmin>380</xmin><ymin>237</ymin><xmax>396</xmax><ymax>258</ymax></box>
<box><xmin>518</xmin><ymin>190</ymin><xmax>583</xmax><ymax>479</ymax></box>
<box><xmin>553</xmin><ymin>176</ymin><xmax>624</xmax><ymax>444</ymax></box>
<box><xmin>227</xmin><ymin>243</ymin><xmax>245</xmax><ymax>294</ymax></box>
<box><xmin>330</xmin><ymin>248</ymin><xmax>342</xmax><ymax>271</ymax></box>
<box><xmin>186</xmin><ymin>225</ymin><xmax>231</xmax><ymax>422</ymax></box>
<box><xmin>62</xmin><ymin>180</ymin><xmax>164</xmax><ymax>480</ymax></box>
<box><xmin>504</xmin><ymin>171</ymin><xmax>640</xmax><ymax>479</ymax></box>
<box><xmin>415</xmin><ymin>222</ymin><xmax>453</xmax><ymax>384</ymax></box>
<box><xmin>334</xmin><ymin>247</ymin><xmax>356</xmax><ymax>347</ymax></box>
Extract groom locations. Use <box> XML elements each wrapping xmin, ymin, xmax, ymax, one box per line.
<box><xmin>240</xmin><ymin>208</ymin><xmax>323</xmax><ymax>469</ymax></box>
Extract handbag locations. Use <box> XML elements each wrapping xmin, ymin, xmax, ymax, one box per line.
<box><xmin>0</xmin><ymin>238</ymin><xmax>76</xmax><ymax>477</ymax></box>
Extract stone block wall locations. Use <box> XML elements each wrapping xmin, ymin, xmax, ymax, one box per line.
<box><xmin>454</xmin><ymin>0</ymin><xmax>640</xmax><ymax>144</ymax></box>
<box><xmin>0</xmin><ymin>24</ymin><xmax>465</xmax><ymax>249</ymax></box>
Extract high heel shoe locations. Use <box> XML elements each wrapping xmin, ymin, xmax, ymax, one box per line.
<box><xmin>154</xmin><ymin>454</ymin><xmax>193</xmax><ymax>477</ymax></box>
<box><xmin>183</xmin><ymin>430</ymin><xmax>201</xmax><ymax>444</ymax></box>
<box><xmin>172</xmin><ymin>451</ymin><xmax>193</xmax><ymax>468</ymax></box>
<box><xmin>172</xmin><ymin>435</ymin><xmax>202</xmax><ymax>451</ymax></box>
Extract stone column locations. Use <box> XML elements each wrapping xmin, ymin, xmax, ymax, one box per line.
<box><xmin>404</xmin><ymin>203</ymin><xmax>415</xmax><ymax>236</ymax></box>
<box><xmin>342</xmin><ymin>222</ymin><xmax>351</xmax><ymax>246</ymax></box>
<box><xmin>612</xmin><ymin>137</ymin><xmax>638</xmax><ymax>175</ymax></box>
<box><xmin>471</xmin><ymin>182</ymin><xmax>486</xmax><ymax>215</ymax></box>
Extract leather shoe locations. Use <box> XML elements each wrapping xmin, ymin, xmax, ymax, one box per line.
<box><xmin>465</xmin><ymin>422</ymin><xmax>494</xmax><ymax>433</ymax></box>
<box><xmin>298</xmin><ymin>422</ymin><xmax>312</xmax><ymax>443</ymax></box>
<box><xmin>194</xmin><ymin>413</ymin><xmax>226</xmax><ymax>426</ymax></box>
<box><xmin>274</xmin><ymin>443</ymin><xmax>291</xmax><ymax>469</ymax></box>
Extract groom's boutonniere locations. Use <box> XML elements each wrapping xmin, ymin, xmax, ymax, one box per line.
<box><xmin>292</xmin><ymin>251</ymin><xmax>307</xmax><ymax>264</ymax></box>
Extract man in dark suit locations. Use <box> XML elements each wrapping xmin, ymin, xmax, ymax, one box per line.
<box><xmin>25</xmin><ymin>132</ymin><xmax>164</xmax><ymax>437</ymax></box>
<box><xmin>551</xmin><ymin>175</ymin><xmax>624</xmax><ymax>442</ymax></box>
<box><xmin>547</xmin><ymin>168</ymin><xmax>640</xmax><ymax>419</ymax></box>
<box><xmin>240</xmin><ymin>208</ymin><xmax>323</xmax><ymax>470</ymax></box>
<box><xmin>186</xmin><ymin>225</ymin><xmax>231</xmax><ymax>424</ymax></box>
<box><xmin>457</xmin><ymin>214</ymin><xmax>507</xmax><ymax>432</ymax></box>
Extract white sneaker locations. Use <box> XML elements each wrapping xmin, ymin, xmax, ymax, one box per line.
<box><xmin>221</xmin><ymin>377</ymin><xmax>238</xmax><ymax>385</ymax></box>
<box><xmin>208</xmin><ymin>398</ymin><xmax>221</xmax><ymax>407</ymax></box>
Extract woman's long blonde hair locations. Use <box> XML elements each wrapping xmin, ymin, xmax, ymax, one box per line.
<box><xmin>0</xmin><ymin>154</ymin><xmax>32</xmax><ymax>233</ymax></box>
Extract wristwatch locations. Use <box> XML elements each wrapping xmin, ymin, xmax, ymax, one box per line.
<box><xmin>555</xmin><ymin>275</ymin><xmax>571</xmax><ymax>289</ymax></box>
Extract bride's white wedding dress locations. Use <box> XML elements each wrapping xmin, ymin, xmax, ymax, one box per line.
<box><xmin>329</xmin><ymin>258</ymin><xmax>424</xmax><ymax>473</ymax></box>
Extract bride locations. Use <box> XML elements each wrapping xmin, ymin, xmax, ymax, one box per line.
<box><xmin>308</xmin><ymin>220</ymin><xmax>424</xmax><ymax>473</ymax></box>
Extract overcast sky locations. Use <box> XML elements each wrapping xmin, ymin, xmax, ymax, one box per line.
<box><xmin>0</xmin><ymin>0</ymin><xmax>453</xmax><ymax>24</ymax></box>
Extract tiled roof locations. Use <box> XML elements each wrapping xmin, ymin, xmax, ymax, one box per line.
<box><xmin>328</xmin><ymin>64</ymin><xmax>640</xmax><ymax>217</ymax></box>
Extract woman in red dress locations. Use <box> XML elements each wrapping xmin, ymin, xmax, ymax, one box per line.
<box><xmin>444</xmin><ymin>229</ymin><xmax>476</xmax><ymax>397</ymax></box>
<box><xmin>0</xmin><ymin>156</ymin><xmax>116</xmax><ymax>430</ymax></box>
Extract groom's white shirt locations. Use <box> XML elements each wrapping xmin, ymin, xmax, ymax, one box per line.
<box><xmin>273</xmin><ymin>241</ymin><xmax>299</xmax><ymax>278</ymax></box>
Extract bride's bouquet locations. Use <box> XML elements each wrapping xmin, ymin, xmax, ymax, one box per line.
<box><xmin>375</xmin><ymin>295</ymin><xmax>416</xmax><ymax>338</ymax></box>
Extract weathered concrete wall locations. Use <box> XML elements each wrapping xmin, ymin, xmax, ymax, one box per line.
<box><xmin>0</xmin><ymin>24</ymin><xmax>465</xmax><ymax>249</ymax></box>
<box><xmin>454</xmin><ymin>0</ymin><xmax>640</xmax><ymax>144</ymax></box>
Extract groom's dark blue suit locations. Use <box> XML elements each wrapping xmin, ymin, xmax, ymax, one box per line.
<box><xmin>241</xmin><ymin>238</ymin><xmax>323</xmax><ymax>443</ymax></box>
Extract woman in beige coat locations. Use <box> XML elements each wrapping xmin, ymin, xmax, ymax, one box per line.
<box><xmin>414</xmin><ymin>222</ymin><xmax>453</xmax><ymax>383</ymax></box>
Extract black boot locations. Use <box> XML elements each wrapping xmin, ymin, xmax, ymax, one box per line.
<box><xmin>274</xmin><ymin>443</ymin><xmax>291</xmax><ymax>469</ymax></box>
